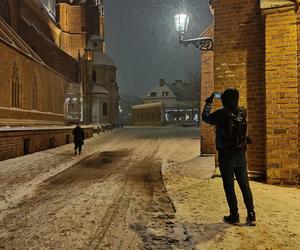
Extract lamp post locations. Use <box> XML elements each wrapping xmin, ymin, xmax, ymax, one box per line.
<box><xmin>174</xmin><ymin>11</ymin><xmax>213</xmax><ymax>156</ymax></box>
<box><xmin>174</xmin><ymin>13</ymin><xmax>213</xmax><ymax>51</ymax></box>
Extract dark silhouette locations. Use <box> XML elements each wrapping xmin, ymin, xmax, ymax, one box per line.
<box><xmin>72</xmin><ymin>124</ymin><xmax>85</xmax><ymax>155</ymax></box>
<box><xmin>202</xmin><ymin>88</ymin><xmax>256</xmax><ymax>226</ymax></box>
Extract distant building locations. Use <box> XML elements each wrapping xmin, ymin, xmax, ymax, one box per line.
<box><xmin>132</xmin><ymin>102</ymin><xmax>163</xmax><ymax>126</ymax></box>
<box><xmin>133</xmin><ymin>79</ymin><xmax>199</xmax><ymax>126</ymax></box>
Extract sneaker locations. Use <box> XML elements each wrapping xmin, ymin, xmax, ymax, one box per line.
<box><xmin>223</xmin><ymin>214</ymin><xmax>240</xmax><ymax>224</ymax></box>
<box><xmin>246</xmin><ymin>211</ymin><xmax>256</xmax><ymax>226</ymax></box>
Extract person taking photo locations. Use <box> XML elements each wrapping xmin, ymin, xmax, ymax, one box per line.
<box><xmin>202</xmin><ymin>88</ymin><xmax>256</xmax><ymax>226</ymax></box>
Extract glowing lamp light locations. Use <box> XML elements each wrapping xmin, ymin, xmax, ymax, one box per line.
<box><xmin>174</xmin><ymin>13</ymin><xmax>190</xmax><ymax>33</ymax></box>
<box><xmin>84</xmin><ymin>49</ymin><xmax>93</xmax><ymax>61</ymax></box>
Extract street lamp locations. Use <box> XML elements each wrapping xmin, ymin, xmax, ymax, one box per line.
<box><xmin>174</xmin><ymin>13</ymin><xmax>213</xmax><ymax>51</ymax></box>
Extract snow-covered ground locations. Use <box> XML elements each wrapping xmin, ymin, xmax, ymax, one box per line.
<box><xmin>163</xmin><ymin>152</ymin><xmax>300</xmax><ymax>250</ymax></box>
<box><xmin>0</xmin><ymin>127</ymin><xmax>299</xmax><ymax>249</ymax></box>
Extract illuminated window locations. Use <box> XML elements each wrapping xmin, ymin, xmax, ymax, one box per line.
<box><xmin>162</xmin><ymin>92</ymin><xmax>169</xmax><ymax>96</ymax></box>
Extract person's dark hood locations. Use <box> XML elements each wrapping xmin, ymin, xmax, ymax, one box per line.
<box><xmin>221</xmin><ymin>88</ymin><xmax>239</xmax><ymax>108</ymax></box>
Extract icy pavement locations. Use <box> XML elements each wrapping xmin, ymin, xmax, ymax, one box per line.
<box><xmin>0</xmin><ymin>127</ymin><xmax>299</xmax><ymax>249</ymax></box>
<box><xmin>163</xmin><ymin>156</ymin><xmax>300</xmax><ymax>250</ymax></box>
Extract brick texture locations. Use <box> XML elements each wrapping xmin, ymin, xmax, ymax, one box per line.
<box><xmin>213</xmin><ymin>0</ymin><xmax>266</xmax><ymax>173</ymax></box>
<box><xmin>200</xmin><ymin>25</ymin><xmax>215</xmax><ymax>155</ymax></box>
<box><xmin>0</xmin><ymin>127</ymin><xmax>94</xmax><ymax>161</ymax></box>
<box><xmin>264</xmin><ymin>7</ymin><xmax>300</xmax><ymax>184</ymax></box>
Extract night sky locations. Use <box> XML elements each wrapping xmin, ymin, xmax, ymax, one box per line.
<box><xmin>105</xmin><ymin>0</ymin><xmax>213</xmax><ymax>97</ymax></box>
<box><xmin>44</xmin><ymin>0</ymin><xmax>213</xmax><ymax>97</ymax></box>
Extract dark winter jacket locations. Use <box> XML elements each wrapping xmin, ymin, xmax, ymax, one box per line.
<box><xmin>202</xmin><ymin>103</ymin><xmax>247</xmax><ymax>151</ymax></box>
<box><xmin>72</xmin><ymin>126</ymin><xmax>85</xmax><ymax>146</ymax></box>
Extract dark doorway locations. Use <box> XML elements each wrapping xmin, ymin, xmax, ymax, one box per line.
<box><xmin>23</xmin><ymin>138</ymin><xmax>30</xmax><ymax>155</ymax></box>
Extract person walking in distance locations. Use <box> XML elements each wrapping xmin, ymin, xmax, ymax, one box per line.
<box><xmin>202</xmin><ymin>88</ymin><xmax>256</xmax><ymax>226</ymax></box>
<box><xmin>72</xmin><ymin>123</ymin><xmax>85</xmax><ymax>155</ymax></box>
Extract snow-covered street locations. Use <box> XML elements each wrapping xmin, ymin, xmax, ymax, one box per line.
<box><xmin>0</xmin><ymin>127</ymin><xmax>299</xmax><ymax>250</ymax></box>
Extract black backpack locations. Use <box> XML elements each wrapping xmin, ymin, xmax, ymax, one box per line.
<box><xmin>225</xmin><ymin>106</ymin><xmax>247</xmax><ymax>150</ymax></box>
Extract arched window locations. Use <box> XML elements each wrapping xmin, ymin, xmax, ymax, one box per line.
<box><xmin>48</xmin><ymin>84</ymin><xmax>53</xmax><ymax>112</ymax></box>
<box><xmin>92</xmin><ymin>70</ymin><xmax>97</xmax><ymax>82</ymax></box>
<box><xmin>11</xmin><ymin>60</ymin><xmax>22</xmax><ymax>108</ymax></box>
<box><xmin>32</xmin><ymin>74</ymin><xmax>39</xmax><ymax>110</ymax></box>
<box><xmin>102</xmin><ymin>103</ymin><xmax>108</xmax><ymax>116</ymax></box>
<box><xmin>0</xmin><ymin>0</ymin><xmax>11</xmax><ymax>25</ymax></box>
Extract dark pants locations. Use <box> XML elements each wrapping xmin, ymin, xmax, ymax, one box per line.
<box><xmin>218</xmin><ymin>150</ymin><xmax>254</xmax><ymax>215</ymax></box>
<box><xmin>74</xmin><ymin>144</ymin><xmax>82</xmax><ymax>153</ymax></box>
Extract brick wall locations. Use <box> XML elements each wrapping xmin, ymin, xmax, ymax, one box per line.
<box><xmin>213</xmin><ymin>0</ymin><xmax>266</xmax><ymax>173</ymax></box>
<box><xmin>264</xmin><ymin>7</ymin><xmax>300</xmax><ymax>184</ymax></box>
<box><xmin>200</xmin><ymin>25</ymin><xmax>215</xmax><ymax>155</ymax></box>
<box><xmin>0</xmin><ymin>127</ymin><xmax>94</xmax><ymax>161</ymax></box>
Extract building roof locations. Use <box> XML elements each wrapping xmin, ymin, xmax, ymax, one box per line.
<box><xmin>0</xmin><ymin>17</ymin><xmax>43</xmax><ymax>62</ymax></box>
<box><xmin>260</xmin><ymin>0</ymin><xmax>296</xmax><ymax>9</ymax></box>
<box><xmin>93</xmin><ymin>85</ymin><xmax>110</xmax><ymax>94</ymax></box>
<box><xmin>132</xmin><ymin>102</ymin><xmax>163</xmax><ymax>109</ymax></box>
<box><xmin>143</xmin><ymin>79</ymin><xmax>176</xmax><ymax>99</ymax></box>
<box><xmin>93</xmin><ymin>52</ymin><xmax>116</xmax><ymax>67</ymax></box>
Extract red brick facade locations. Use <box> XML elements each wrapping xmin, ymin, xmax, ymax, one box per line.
<box><xmin>0</xmin><ymin>127</ymin><xmax>94</xmax><ymax>161</ymax></box>
<box><xmin>200</xmin><ymin>25</ymin><xmax>215</xmax><ymax>155</ymax></box>
<box><xmin>263</xmin><ymin>6</ymin><xmax>300</xmax><ymax>184</ymax></box>
<box><xmin>200</xmin><ymin>1</ymin><xmax>300</xmax><ymax>183</ymax></box>
<box><xmin>212</xmin><ymin>0</ymin><xmax>266</xmax><ymax>173</ymax></box>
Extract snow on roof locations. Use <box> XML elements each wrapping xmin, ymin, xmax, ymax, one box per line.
<box><xmin>93</xmin><ymin>85</ymin><xmax>110</xmax><ymax>94</ymax></box>
<box><xmin>0</xmin><ymin>17</ymin><xmax>44</xmax><ymax>63</ymax></box>
<box><xmin>143</xmin><ymin>80</ymin><xmax>176</xmax><ymax>99</ymax></box>
<box><xmin>93</xmin><ymin>52</ymin><xmax>116</xmax><ymax>67</ymax></box>
<box><xmin>132</xmin><ymin>102</ymin><xmax>163</xmax><ymax>109</ymax></box>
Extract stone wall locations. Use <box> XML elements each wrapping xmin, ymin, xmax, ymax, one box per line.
<box><xmin>0</xmin><ymin>40</ymin><xmax>70</xmax><ymax>126</ymax></box>
<box><xmin>200</xmin><ymin>25</ymin><xmax>215</xmax><ymax>155</ymax></box>
<box><xmin>213</xmin><ymin>0</ymin><xmax>266</xmax><ymax>173</ymax></box>
<box><xmin>0</xmin><ymin>127</ymin><xmax>94</xmax><ymax>161</ymax></box>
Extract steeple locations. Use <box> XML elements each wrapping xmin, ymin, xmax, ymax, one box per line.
<box><xmin>86</xmin><ymin>0</ymin><xmax>105</xmax><ymax>52</ymax></box>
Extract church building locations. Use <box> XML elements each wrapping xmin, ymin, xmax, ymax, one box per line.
<box><xmin>0</xmin><ymin>0</ymin><xmax>119</xmax><ymax>126</ymax></box>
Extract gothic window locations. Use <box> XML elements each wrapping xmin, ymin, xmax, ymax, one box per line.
<box><xmin>150</xmin><ymin>92</ymin><xmax>157</xmax><ymax>97</ymax></box>
<box><xmin>0</xmin><ymin>0</ymin><xmax>11</xmax><ymax>25</ymax></box>
<box><xmin>162</xmin><ymin>92</ymin><xmax>169</xmax><ymax>97</ymax></box>
<box><xmin>32</xmin><ymin>74</ymin><xmax>39</xmax><ymax>110</ymax></box>
<box><xmin>11</xmin><ymin>60</ymin><xmax>22</xmax><ymax>108</ymax></box>
<box><xmin>92</xmin><ymin>70</ymin><xmax>97</xmax><ymax>82</ymax></box>
<box><xmin>48</xmin><ymin>84</ymin><xmax>53</xmax><ymax>112</ymax></box>
<box><xmin>102</xmin><ymin>103</ymin><xmax>108</xmax><ymax>116</ymax></box>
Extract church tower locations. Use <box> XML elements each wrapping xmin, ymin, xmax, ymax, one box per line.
<box><xmin>86</xmin><ymin>0</ymin><xmax>105</xmax><ymax>52</ymax></box>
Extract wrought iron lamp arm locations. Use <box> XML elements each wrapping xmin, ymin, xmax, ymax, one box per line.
<box><xmin>179</xmin><ymin>33</ymin><xmax>214</xmax><ymax>51</ymax></box>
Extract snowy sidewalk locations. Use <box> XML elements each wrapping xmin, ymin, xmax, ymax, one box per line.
<box><xmin>162</xmin><ymin>156</ymin><xmax>300</xmax><ymax>250</ymax></box>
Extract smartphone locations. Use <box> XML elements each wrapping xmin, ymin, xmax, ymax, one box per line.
<box><xmin>214</xmin><ymin>92</ymin><xmax>222</xmax><ymax>99</ymax></box>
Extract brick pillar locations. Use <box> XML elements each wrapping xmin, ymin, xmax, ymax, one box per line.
<box><xmin>213</xmin><ymin>0</ymin><xmax>266</xmax><ymax>173</ymax></box>
<box><xmin>264</xmin><ymin>7</ymin><xmax>299</xmax><ymax>183</ymax></box>
<box><xmin>200</xmin><ymin>25</ymin><xmax>215</xmax><ymax>154</ymax></box>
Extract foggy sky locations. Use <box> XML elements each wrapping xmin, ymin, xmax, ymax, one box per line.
<box><xmin>105</xmin><ymin>0</ymin><xmax>213</xmax><ymax>97</ymax></box>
